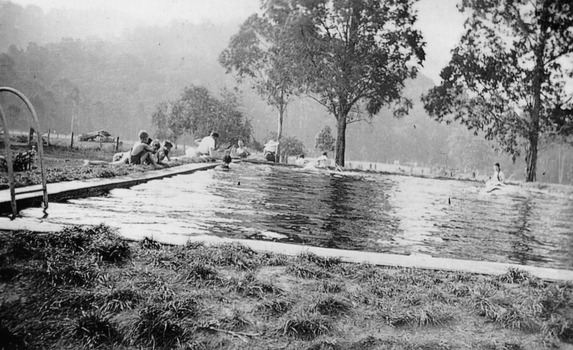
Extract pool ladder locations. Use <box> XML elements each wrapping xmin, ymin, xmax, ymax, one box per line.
<box><xmin>0</xmin><ymin>87</ymin><xmax>49</xmax><ymax>219</ymax></box>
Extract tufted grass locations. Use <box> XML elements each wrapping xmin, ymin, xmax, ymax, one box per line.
<box><xmin>0</xmin><ymin>226</ymin><xmax>572</xmax><ymax>349</ymax></box>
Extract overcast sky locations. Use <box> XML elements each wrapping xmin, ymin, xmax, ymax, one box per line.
<box><xmin>9</xmin><ymin>0</ymin><xmax>467</xmax><ymax>83</ymax></box>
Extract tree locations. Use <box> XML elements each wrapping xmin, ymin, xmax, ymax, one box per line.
<box><xmin>422</xmin><ymin>0</ymin><xmax>573</xmax><ymax>182</ymax></box>
<box><xmin>284</xmin><ymin>0</ymin><xmax>425</xmax><ymax>167</ymax></box>
<box><xmin>281</xmin><ymin>135</ymin><xmax>306</xmax><ymax>159</ymax></box>
<box><xmin>151</xmin><ymin>85</ymin><xmax>253</xmax><ymax>146</ymax></box>
<box><xmin>151</xmin><ymin>101</ymin><xmax>184</xmax><ymax>144</ymax></box>
<box><xmin>220</xmin><ymin>7</ymin><xmax>303</xmax><ymax>162</ymax></box>
<box><xmin>315</xmin><ymin>125</ymin><xmax>335</xmax><ymax>153</ymax></box>
<box><xmin>264</xmin><ymin>131</ymin><xmax>305</xmax><ymax>160</ymax></box>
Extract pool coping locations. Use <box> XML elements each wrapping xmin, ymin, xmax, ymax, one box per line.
<box><xmin>1</xmin><ymin>219</ymin><xmax>572</xmax><ymax>282</ymax></box>
<box><xmin>0</xmin><ymin>162</ymin><xmax>220</xmax><ymax>214</ymax></box>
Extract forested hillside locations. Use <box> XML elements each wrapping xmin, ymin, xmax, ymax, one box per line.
<box><xmin>0</xmin><ymin>0</ymin><xmax>571</xmax><ymax>183</ymax></box>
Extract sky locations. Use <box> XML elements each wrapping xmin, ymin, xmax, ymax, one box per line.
<box><xmin>9</xmin><ymin>0</ymin><xmax>468</xmax><ymax>83</ymax></box>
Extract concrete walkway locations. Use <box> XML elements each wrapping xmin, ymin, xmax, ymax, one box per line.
<box><xmin>0</xmin><ymin>162</ymin><xmax>219</xmax><ymax>213</ymax></box>
<box><xmin>0</xmin><ymin>161</ymin><xmax>571</xmax><ymax>282</ymax></box>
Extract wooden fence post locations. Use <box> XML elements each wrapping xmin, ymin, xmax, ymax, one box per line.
<box><xmin>70</xmin><ymin>132</ymin><xmax>74</xmax><ymax>149</ymax></box>
<box><xmin>47</xmin><ymin>129</ymin><xmax>50</xmax><ymax>146</ymax></box>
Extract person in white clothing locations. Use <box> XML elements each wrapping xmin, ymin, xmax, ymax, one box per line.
<box><xmin>194</xmin><ymin>132</ymin><xmax>219</xmax><ymax>157</ymax></box>
<box><xmin>492</xmin><ymin>163</ymin><xmax>505</xmax><ymax>183</ymax></box>
<box><xmin>316</xmin><ymin>152</ymin><xmax>329</xmax><ymax>168</ymax></box>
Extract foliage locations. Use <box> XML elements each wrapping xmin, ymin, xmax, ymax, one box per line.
<box><xmin>150</xmin><ymin>86</ymin><xmax>252</xmax><ymax>145</ymax></box>
<box><xmin>315</xmin><ymin>125</ymin><xmax>336</xmax><ymax>153</ymax></box>
<box><xmin>151</xmin><ymin>102</ymin><xmax>184</xmax><ymax>144</ymax></box>
<box><xmin>278</xmin><ymin>0</ymin><xmax>425</xmax><ymax>166</ymax></box>
<box><xmin>422</xmin><ymin>0</ymin><xmax>573</xmax><ymax>182</ymax></box>
<box><xmin>220</xmin><ymin>8</ymin><xmax>303</xmax><ymax>159</ymax></box>
<box><xmin>264</xmin><ymin>131</ymin><xmax>305</xmax><ymax>158</ymax></box>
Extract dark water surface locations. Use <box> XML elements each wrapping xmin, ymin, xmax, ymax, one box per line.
<box><xmin>22</xmin><ymin>163</ymin><xmax>573</xmax><ymax>269</ymax></box>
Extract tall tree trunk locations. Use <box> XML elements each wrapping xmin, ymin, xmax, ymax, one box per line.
<box><xmin>276</xmin><ymin>105</ymin><xmax>284</xmax><ymax>163</ymax></box>
<box><xmin>525</xmin><ymin>1</ymin><xmax>549</xmax><ymax>182</ymax></box>
<box><xmin>524</xmin><ymin>139</ymin><xmax>538</xmax><ymax>182</ymax></box>
<box><xmin>335</xmin><ymin>111</ymin><xmax>347</xmax><ymax>167</ymax></box>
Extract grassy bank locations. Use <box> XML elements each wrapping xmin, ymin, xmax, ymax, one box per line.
<box><xmin>0</xmin><ymin>144</ymin><xmax>210</xmax><ymax>190</ymax></box>
<box><xmin>1</xmin><ymin>225</ymin><xmax>572</xmax><ymax>350</ymax></box>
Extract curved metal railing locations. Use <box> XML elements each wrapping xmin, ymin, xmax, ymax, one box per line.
<box><xmin>0</xmin><ymin>87</ymin><xmax>49</xmax><ymax>218</ymax></box>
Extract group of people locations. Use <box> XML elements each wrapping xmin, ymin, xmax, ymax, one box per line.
<box><xmin>295</xmin><ymin>152</ymin><xmax>331</xmax><ymax>169</ymax></box>
<box><xmin>84</xmin><ymin>129</ymin><xmax>509</xmax><ymax>189</ymax></box>
<box><xmin>84</xmin><ymin>130</ymin><xmax>251</xmax><ymax>169</ymax></box>
<box><xmin>84</xmin><ymin>130</ymin><xmax>173</xmax><ymax>168</ymax></box>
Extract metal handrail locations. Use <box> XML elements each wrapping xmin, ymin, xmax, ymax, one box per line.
<box><xmin>0</xmin><ymin>87</ymin><xmax>49</xmax><ymax>218</ymax></box>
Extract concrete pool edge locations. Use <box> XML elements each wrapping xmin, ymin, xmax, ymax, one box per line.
<box><xmin>2</xmin><ymin>220</ymin><xmax>572</xmax><ymax>282</ymax></box>
<box><xmin>122</xmin><ymin>232</ymin><xmax>573</xmax><ymax>282</ymax></box>
<box><xmin>0</xmin><ymin>162</ymin><xmax>220</xmax><ymax>213</ymax></box>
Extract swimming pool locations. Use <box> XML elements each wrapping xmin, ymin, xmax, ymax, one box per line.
<box><xmin>21</xmin><ymin>162</ymin><xmax>573</xmax><ymax>269</ymax></box>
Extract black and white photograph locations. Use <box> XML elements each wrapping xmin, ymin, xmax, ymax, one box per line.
<box><xmin>0</xmin><ymin>0</ymin><xmax>572</xmax><ymax>349</ymax></box>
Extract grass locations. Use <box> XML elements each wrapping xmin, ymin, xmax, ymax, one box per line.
<box><xmin>1</xmin><ymin>225</ymin><xmax>573</xmax><ymax>349</ymax></box>
<box><xmin>0</xmin><ymin>142</ymin><xmax>212</xmax><ymax>190</ymax></box>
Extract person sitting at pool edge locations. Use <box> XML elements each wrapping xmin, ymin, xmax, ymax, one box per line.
<box><xmin>316</xmin><ymin>152</ymin><xmax>329</xmax><ymax>168</ymax></box>
<box><xmin>156</xmin><ymin>140</ymin><xmax>173</xmax><ymax>165</ymax></box>
<box><xmin>492</xmin><ymin>162</ymin><xmax>505</xmax><ymax>184</ymax></box>
<box><xmin>295</xmin><ymin>154</ymin><xmax>307</xmax><ymax>166</ymax></box>
<box><xmin>231</xmin><ymin>140</ymin><xmax>250</xmax><ymax>158</ymax></box>
<box><xmin>130</xmin><ymin>130</ymin><xmax>158</xmax><ymax>165</ymax></box>
<box><xmin>263</xmin><ymin>140</ymin><xmax>279</xmax><ymax>162</ymax></box>
<box><xmin>194</xmin><ymin>132</ymin><xmax>219</xmax><ymax>157</ymax></box>
<box><xmin>84</xmin><ymin>130</ymin><xmax>158</xmax><ymax>167</ymax></box>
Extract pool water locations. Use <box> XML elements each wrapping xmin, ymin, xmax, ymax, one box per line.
<box><xmin>21</xmin><ymin>163</ymin><xmax>573</xmax><ymax>269</ymax></box>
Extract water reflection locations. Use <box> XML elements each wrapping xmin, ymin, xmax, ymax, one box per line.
<box><xmin>19</xmin><ymin>162</ymin><xmax>573</xmax><ymax>269</ymax></box>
